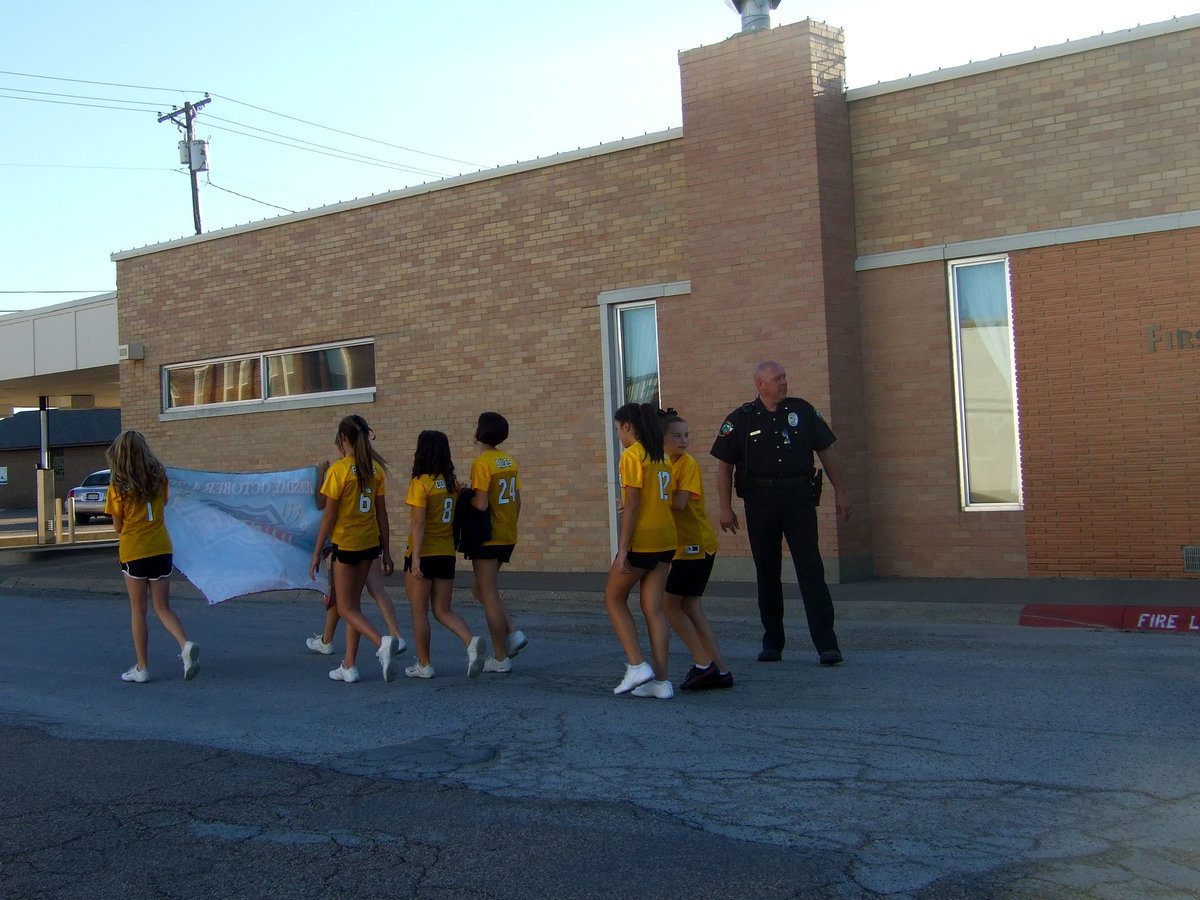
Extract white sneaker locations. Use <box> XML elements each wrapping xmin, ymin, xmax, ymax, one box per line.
<box><xmin>631</xmin><ymin>679</ymin><xmax>675</xmax><ymax>699</ymax></box>
<box><xmin>121</xmin><ymin>664</ymin><xmax>149</xmax><ymax>683</ymax></box>
<box><xmin>505</xmin><ymin>630</ymin><xmax>528</xmax><ymax>658</ymax></box>
<box><xmin>329</xmin><ymin>665</ymin><xmax>360</xmax><ymax>683</ymax></box>
<box><xmin>482</xmin><ymin>656</ymin><xmax>512</xmax><ymax>673</ymax></box>
<box><xmin>180</xmin><ymin>641</ymin><xmax>199</xmax><ymax>681</ymax></box>
<box><xmin>377</xmin><ymin>636</ymin><xmax>398</xmax><ymax>682</ymax></box>
<box><xmin>405</xmin><ymin>662</ymin><xmax>435</xmax><ymax>679</ymax></box>
<box><xmin>393</xmin><ymin>636</ymin><xmax>408</xmax><ymax>655</ymax></box>
<box><xmin>613</xmin><ymin>661</ymin><xmax>654</xmax><ymax>694</ymax></box>
<box><xmin>466</xmin><ymin>636</ymin><xmax>487</xmax><ymax>679</ymax></box>
<box><xmin>306</xmin><ymin>635</ymin><xmax>335</xmax><ymax>655</ymax></box>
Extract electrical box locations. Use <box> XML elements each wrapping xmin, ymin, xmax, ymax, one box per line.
<box><xmin>177</xmin><ymin>139</ymin><xmax>209</xmax><ymax>172</ymax></box>
<box><xmin>117</xmin><ymin>343</ymin><xmax>145</xmax><ymax>361</ymax></box>
<box><xmin>189</xmin><ymin>140</ymin><xmax>209</xmax><ymax>172</ymax></box>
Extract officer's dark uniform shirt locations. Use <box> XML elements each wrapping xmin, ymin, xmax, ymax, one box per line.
<box><xmin>710</xmin><ymin>397</ymin><xmax>836</xmax><ymax>484</ymax></box>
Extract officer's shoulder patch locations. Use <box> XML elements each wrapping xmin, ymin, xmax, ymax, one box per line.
<box><xmin>719</xmin><ymin>421</ymin><xmax>734</xmax><ymax>436</ymax></box>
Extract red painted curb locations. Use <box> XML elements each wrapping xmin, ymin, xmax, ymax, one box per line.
<box><xmin>1020</xmin><ymin>605</ymin><xmax>1200</xmax><ymax>633</ymax></box>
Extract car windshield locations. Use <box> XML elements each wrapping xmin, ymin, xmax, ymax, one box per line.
<box><xmin>82</xmin><ymin>473</ymin><xmax>110</xmax><ymax>487</ymax></box>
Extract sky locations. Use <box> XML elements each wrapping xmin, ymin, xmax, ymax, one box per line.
<box><xmin>2</xmin><ymin>0</ymin><xmax>1191</xmax><ymax>313</ymax></box>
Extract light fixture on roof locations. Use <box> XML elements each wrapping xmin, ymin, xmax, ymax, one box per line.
<box><xmin>725</xmin><ymin>0</ymin><xmax>781</xmax><ymax>33</ymax></box>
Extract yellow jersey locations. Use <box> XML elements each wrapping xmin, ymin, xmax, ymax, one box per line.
<box><xmin>619</xmin><ymin>441</ymin><xmax>677</xmax><ymax>554</ymax></box>
<box><xmin>406</xmin><ymin>474</ymin><xmax>456</xmax><ymax>557</ymax></box>
<box><xmin>471</xmin><ymin>449</ymin><xmax>521</xmax><ymax>546</ymax></box>
<box><xmin>320</xmin><ymin>456</ymin><xmax>385</xmax><ymax>552</ymax></box>
<box><xmin>105</xmin><ymin>481</ymin><xmax>173</xmax><ymax>564</ymax></box>
<box><xmin>670</xmin><ymin>453</ymin><xmax>719</xmax><ymax>560</ymax></box>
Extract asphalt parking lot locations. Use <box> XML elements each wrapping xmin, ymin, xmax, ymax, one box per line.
<box><xmin>2</xmin><ymin>540</ymin><xmax>1198</xmax><ymax>898</ymax></box>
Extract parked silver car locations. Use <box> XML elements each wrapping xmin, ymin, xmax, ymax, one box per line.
<box><xmin>67</xmin><ymin>469</ymin><xmax>111</xmax><ymax>525</ymax></box>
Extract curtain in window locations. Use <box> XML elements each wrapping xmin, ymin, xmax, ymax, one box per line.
<box><xmin>952</xmin><ymin>260</ymin><xmax>1021</xmax><ymax>506</ymax></box>
<box><xmin>618</xmin><ymin>305</ymin><xmax>660</xmax><ymax>408</ymax></box>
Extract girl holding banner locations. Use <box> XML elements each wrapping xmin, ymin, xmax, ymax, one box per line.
<box><xmin>105</xmin><ymin>430</ymin><xmax>199</xmax><ymax>684</ymax></box>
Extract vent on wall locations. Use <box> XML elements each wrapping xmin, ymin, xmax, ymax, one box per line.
<box><xmin>1184</xmin><ymin>546</ymin><xmax>1200</xmax><ymax>573</ymax></box>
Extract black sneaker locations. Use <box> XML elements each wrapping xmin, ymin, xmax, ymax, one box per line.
<box><xmin>757</xmin><ymin>649</ymin><xmax>782</xmax><ymax>662</ymax></box>
<box><xmin>680</xmin><ymin>662</ymin><xmax>718</xmax><ymax>691</ymax></box>
<box><xmin>695</xmin><ymin>670</ymin><xmax>733</xmax><ymax>690</ymax></box>
<box><xmin>819</xmin><ymin>649</ymin><xmax>843</xmax><ymax>666</ymax></box>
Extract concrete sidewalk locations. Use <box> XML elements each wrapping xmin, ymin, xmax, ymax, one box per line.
<box><xmin>2</xmin><ymin>537</ymin><xmax>1196</xmax><ymax>632</ymax></box>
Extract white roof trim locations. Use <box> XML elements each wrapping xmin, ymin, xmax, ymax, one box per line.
<box><xmin>112</xmin><ymin>129</ymin><xmax>684</xmax><ymax>262</ymax></box>
<box><xmin>855</xmin><ymin>210</ymin><xmax>1200</xmax><ymax>271</ymax></box>
<box><xmin>0</xmin><ymin>292</ymin><xmax>116</xmax><ymax>325</ymax></box>
<box><xmin>846</xmin><ymin>15</ymin><xmax>1200</xmax><ymax>101</ymax></box>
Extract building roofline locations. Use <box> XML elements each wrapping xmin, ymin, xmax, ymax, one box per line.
<box><xmin>112</xmin><ymin>129</ymin><xmax>684</xmax><ymax>262</ymax></box>
<box><xmin>846</xmin><ymin>14</ymin><xmax>1200</xmax><ymax>101</ymax></box>
<box><xmin>0</xmin><ymin>292</ymin><xmax>116</xmax><ymax>325</ymax></box>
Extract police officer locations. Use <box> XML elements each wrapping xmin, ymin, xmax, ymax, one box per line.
<box><xmin>710</xmin><ymin>361</ymin><xmax>850</xmax><ymax>666</ymax></box>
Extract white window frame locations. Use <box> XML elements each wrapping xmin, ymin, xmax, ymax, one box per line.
<box><xmin>597</xmin><ymin>280</ymin><xmax>689</xmax><ymax>554</ymax></box>
<box><xmin>161</xmin><ymin>338</ymin><xmax>376</xmax><ymax>422</ymax></box>
<box><xmin>948</xmin><ymin>256</ymin><xmax>1023</xmax><ymax>511</ymax></box>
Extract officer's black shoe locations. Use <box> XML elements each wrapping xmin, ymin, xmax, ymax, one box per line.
<box><xmin>819</xmin><ymin>649</ymin><xmax>843</xmax><ymax>667</ymax></box>
<box><xmin>757</xmin><ymin>649</ymin><xmax>782</xmax><ymax>662</ymax></box>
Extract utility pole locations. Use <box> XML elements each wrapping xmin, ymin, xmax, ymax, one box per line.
<box><xmin>158</xmin><ymin>95</ymin><xmax>211</xmax><ymax>235</ymax></box>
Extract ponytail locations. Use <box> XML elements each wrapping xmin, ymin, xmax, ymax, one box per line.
<box><xmin>614</xmin><ymin>402</ymin><xmax>666</xmax><ymax>463</ymax></box>
<box><xmin>337</xmin><ymin>415</ymin><xmax>388</xmax><ymax>490</ymax></box>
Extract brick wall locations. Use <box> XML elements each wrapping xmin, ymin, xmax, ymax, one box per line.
<box><xmin>1013</xmin><ymin>232</ymin><xmax>1200</xmax><ymax>578</ymax></box>
<box><xmin>674</xmin><ymin>20</ymin><xmax>873</xmax><ymax>578</ymax></box>
<box><xmin>851</xmin><ymin>28</ymin><xmax>1200</xmax><ymax>257</ymax></box>
<box><xmin>116</xmin><ymin>142</ymin><xmax>689</xmax><ymax>572</ymax></box>
<box><xmin>858</xmin><ymin>263</ymin><xmax>1027</xmax><ymax>577</ymax></box>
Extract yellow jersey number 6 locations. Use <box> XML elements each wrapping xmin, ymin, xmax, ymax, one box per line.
<box><xmin>358</xmin><ymin>493</ymin><xmax>372</xmax><ymax>514</ymax></box>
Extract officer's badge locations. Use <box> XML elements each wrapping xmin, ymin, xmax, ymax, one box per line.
<box><xmin>787</xmin><ymin>412</ymin><xmax>798</xmax><ymax>427</ymax></box>
<box><xmin>719</xmin><ymin>421</ymin><xmax>734</xmax><ymax>436</ymax></box>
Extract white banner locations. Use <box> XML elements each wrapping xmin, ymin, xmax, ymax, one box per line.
<box><xmin>164</xmin><ymin>466</ymin><xmax>328</xmax><ymax>604</ymax></box>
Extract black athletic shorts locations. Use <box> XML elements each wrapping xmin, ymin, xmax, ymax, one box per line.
<box><xmin>331</xmin><ymin>544</ymin><xmax>381</xmax><ymax>565</ymax></box>
<box><xmin>121</xmin><ymin>553</ymin><xmax>173</xmax><ymax>581</ymax></box>
<box><xmin>665</xmin><ymin>553</ymin><xmax>716</xmax><ymax>597</ymax></box>
<box><xmin>625</xmin><ymin>549</ymin><xmax>675</xmax><ymax>571</ymax></box>
<box><xmin>466</xmin><ymin>543</ymin><xmax>514</xmax><ymax>564</ymax></box>
<box><xmin>404</xmin><ymin>554</ymin><xmax>455</xmax><ymax>581</ymax></box>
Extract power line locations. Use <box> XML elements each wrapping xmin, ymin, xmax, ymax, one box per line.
<box><xmin>0</xmin><ymin>69</ymin><xmax>201</xmax><ymax>95</ymax></box>
<box><xmin>203</xmin><ymin>116</ymin><xmax>450</xmax><ymax>177</ymax></box>
<box><xmin>0</xmin><ymin>92</ymin><xmax>153</xmax><ymax>114</ymax></box>
<box><xmin>203</xmin><ymin>121</ymin><xmax>447</xmax><ymax>176</ymax></box>
<box><xmin>203</xmin><ymin>177</ymin><xmax>296</xmax><ymax>213</ymax></box>
<box><xmin>2</xmin><ymin>69</ymin><xmax>488</xmax><ymax>170</ymax></box>
<box><xmin>210</xmin><ymin>93</ymin><xmax>486</xmax><ymax>169</ymax></box>
<box><xmin>0</xmin><ymin>85</ymin><xmax>168</xmax><ymax>107</ymax></box>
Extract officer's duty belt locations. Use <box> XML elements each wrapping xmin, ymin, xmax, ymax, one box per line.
<box><xmin>744</xmin><ymin>476</ymin><xmax>810</xmax><ymax>488</ymax></box>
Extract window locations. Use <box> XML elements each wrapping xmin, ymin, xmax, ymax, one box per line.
<box><xmin>614</xmin><ymin>302</ymin><xmax>661</xmax><ymax>408</ymax></box>
<box><xmin>949</xmin><ymin>257</ymin><xmax>1022</xmax><ymax>509</ymax></box>
<box><xmin>598</xmin><ymin>280</ymin><xmax>688</xmax><ymax>554</ymax></box>
<box><xmin>162</xmin><ymin>339</ymin><xmax>375</xmax><ymax>420</ymax></box>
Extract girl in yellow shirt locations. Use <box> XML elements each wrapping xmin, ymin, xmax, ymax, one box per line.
<box><xmin>466</xmin><ymin>412</ymin><xmax>528</xmax><ymax>674</ymax></box>
<box><xmin>403</xmin><ymin>430</ymin><xmax>487</xmax><ymax>679</ymax></box>
<box><xmin>309</xmin><ymin>415</ymin><xmax>399</xmax><ymax>684</ymax></box>
<box><xmin>605</xmin><ymin>402</ymin><xmax>677</xmax><ymax>699</ymax></box>
<box><xmin>662</xmin><ymin>411</ymin><xmax>731</xmax><ymax>691</ymax></box>
<box><xmin>104</xmin><ymin>430</ymin><xmax>197</xmax><ymax>684</ymax></box>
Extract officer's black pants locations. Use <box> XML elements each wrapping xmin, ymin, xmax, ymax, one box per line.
<box><xmin>743</xmin><ymin>484</ymin><xmax>838</xmax><ymax>654</ymax></box>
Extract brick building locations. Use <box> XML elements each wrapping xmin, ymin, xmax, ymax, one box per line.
<box><xmin>112</xmin><ymin>16</ymin><xmax>1200</xmax><ymax>581</ymax></box>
